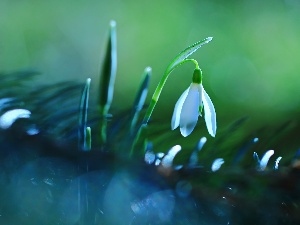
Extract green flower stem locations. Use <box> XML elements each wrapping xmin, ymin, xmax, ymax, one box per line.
<box><xmin>142</xmin><ymin>58</ymin><xmax>199</xmax><ymax>125</ymax></box>
<box><xmin>130</xmin><ymin>59</ymin><xmax>199</xmax><ymax>157</ymax></box>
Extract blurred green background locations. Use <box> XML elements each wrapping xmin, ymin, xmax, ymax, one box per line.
<box><xmin>0</xmin><ymin>0</ymin><xmax>299</xmax><ymax>143</ymax></box>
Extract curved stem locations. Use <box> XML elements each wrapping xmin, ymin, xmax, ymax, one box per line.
<box><xmin>142</xmin><ymin>58</ymin><xmax>199</xmax><ymax>125</ymax></box>
<box><xmin>129</xmin><ymin>59</ymin><xmax>199</xmax><ymax>157</ymax></box>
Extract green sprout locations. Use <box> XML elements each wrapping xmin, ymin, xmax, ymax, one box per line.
<box><xmin>78</xmin><ymin>78</ymin><xmax>91</xmax><ymax>151</ymax></box>
<box><xmin>130</xmin><ymin>67</ymin><xmax>151</xmax><ymax>134</ymax></box>
<box><xmin>98</xmin><ymin>20</ymin><xmax>117</xmax><ymax>145</ymax></box>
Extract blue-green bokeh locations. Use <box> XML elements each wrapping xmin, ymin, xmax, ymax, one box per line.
<box><xmin>1</xmin><ymin>0</ymin><xmax>299</xmax><ymax>133</ymax></box>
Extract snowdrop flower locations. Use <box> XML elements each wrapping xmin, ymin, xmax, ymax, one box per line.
<box><xmin>171</xmin><ymin>68</ymin><xmax>216</xmax><ymax>137</ymax></box>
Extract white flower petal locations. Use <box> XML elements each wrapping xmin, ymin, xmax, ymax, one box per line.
<box><xmin>274</xmin><ymin>156</ymin><xmax>282</xmax><ymax>170</ymax></box>
<box><xmin>171</xmin><ymin>87</ymin><xmax>189</xmax><ymax>130</ymax></box>
<box><xmin>161</xmin><ymin>145</ymin><xmax>181</xmax><ymax>168</ymax></box>
<box><xmin>179</xmin><ymin>84</ymin><xmax>201</xmax><ymax>137</ymax></box>
<box><xmin>0</xmin><ymin>109</ymin><xmax>31</xmax><ymax>129</ymax></box>
<box><xmin>211</xmin><ymin>158</ymin><xmax>225</xmax><ymax>172</ymax></box>
<box><xmin>259</xmin><ymin>150</ymin><xmax>274</xmax><ymax>171</ymax></box>
<box><xmin>202</xmin><ymin>86</ymin><xmax>217</xmax><ymax>137</ymax></box>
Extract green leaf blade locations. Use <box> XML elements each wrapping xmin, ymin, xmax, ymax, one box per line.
<box><xmin>99</xmin><ymin>20</ymin><xmax>117</xmax><ymax>115</ymax></box>
<box><xmin>130</xmin><ymin>67</ymin><xmax>151</xmax><ymax>132</ymax></box>
<box><xmin>78</xmin><ymin>78</ymin><xmax>91</xmax><ymax>151</ymax></box>
<box><xmin>166</xmin><ymin>37</ymin><xmax>213</xmax><ymax>74</ymax></box>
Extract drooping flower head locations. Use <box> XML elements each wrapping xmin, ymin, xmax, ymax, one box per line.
<box><xmin>171</xmin><ymin>68</ymin><xmax>216</xmax><ymax>137</ymax></box>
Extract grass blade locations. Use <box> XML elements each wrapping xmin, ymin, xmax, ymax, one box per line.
<box><xmin>98</xmin><ymin>20</ymin><xmax>117</xmax><ymax>144</ymax></box>
<box><xmin>130</xmin><ymin>67</ymin><xmax>151</xmax><ymax>133</ymax></box>
<box><xmin>79</xmin><ymin>78</ymin><xmax>91</xmax><ymax>151</ymax></box>
<box><xmin>166</xmin><ymin>37</ymin><xmax>212</xmax><ymax>75</ymax></box>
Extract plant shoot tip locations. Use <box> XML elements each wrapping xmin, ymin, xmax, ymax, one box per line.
<box><xmin>110</xmin><ymin>20</ymin><xmax>116</xmax><ymax>27</ymax></box>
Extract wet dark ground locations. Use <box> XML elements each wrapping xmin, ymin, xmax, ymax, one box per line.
<box><xmin>0</xmin><ymin>126</ymin><xmax>300</xmax><ymax>225</ymax></box>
